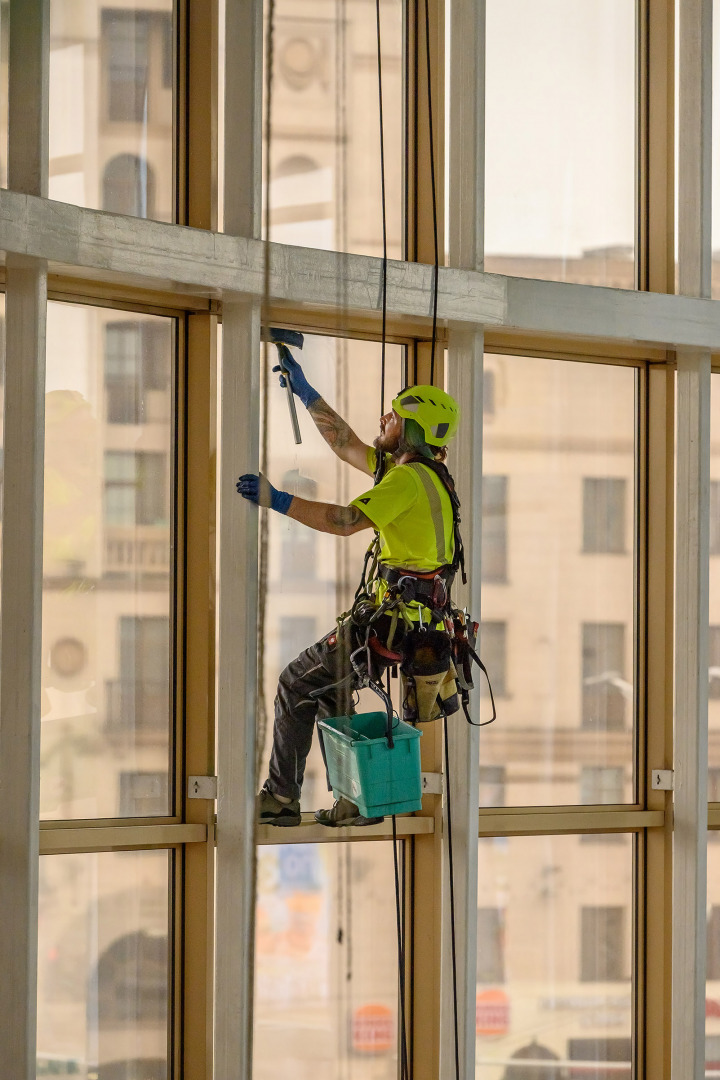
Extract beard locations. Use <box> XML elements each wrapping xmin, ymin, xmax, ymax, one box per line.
<box><xmin>373</xmin><ymin>430</ymin><xmax>400</xmax><ymax>454</ymax></box>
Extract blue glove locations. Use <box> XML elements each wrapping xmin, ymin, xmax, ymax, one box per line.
<box><xmin>273</xmin><ymin>346</ymin><xmax>321</xmax><ymax>409</ymax></box>
<box><xmin>236</xmin><ymin>473</ymin><xmax>293</xmax><ymax>515</ymax></box>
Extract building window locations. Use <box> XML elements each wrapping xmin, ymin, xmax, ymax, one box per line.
<box><xmin>479</xmin><ymin>765</ymin><xmax>505</xmax><ymax>807</ymax></box>
<box><xmin>119</xmin><ymin>771</ymin><xmax>169</xmax><ymax>816</ymax></box>
<box><xmin>480</xmin><ymin>622</ymin><xmax>507</xmax><ymax>698</ymax></box>
<box><xmin>580</xmin><ymin>907</ymin><xmax>626</xmax><ymax>982</ymax></box>
<box><xmin>103</xmin><ymin>154</ymin><xmax>155</xmax><ymax>218</ymax></box>
<box><xmin>711</xmin><ymin>481</ymin><xmax>720</xmax><ymax>554</ymax></box>
<box><xmin>482</xmin><ymin>476</ymin><xmax>507</xmax><ymax>583</ymax></box>
<box><xmin>105</xmin><ymin>321</ymin><xmax>171</xmax><ymax>424</ymax></box>
<box><xmin>583</xmin><ymin>477</ymin><xmax>626</xmax><ymax>553</ymax></box>
<box><xmin>106</xmin><ymin>616</ymin><xmax>170</xmax><ymax>733</ymax></box>
<box><xmin>477</xmin><ymin>908</ymin><xmax>505</xmax><ymax>984</ymax></box>
<box><xmin>581</xmin><ymin>623</ymin><xmax>628</xmax><ymax>730</ymax></box>
<box><xmin>104</xmin><ymin>451</ymin><xmax>167</xmax><ymax>526</ymax></box>
<box><xmin>103</xmin><ymin>11</ymin><xmax>150</xmax><ymax>123</ymax></box>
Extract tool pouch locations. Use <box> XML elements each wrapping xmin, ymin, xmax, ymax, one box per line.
<box><xmin>400</xmin><ymin>629</ymin><xmax>460</xmax><ymax>722</ymax></box>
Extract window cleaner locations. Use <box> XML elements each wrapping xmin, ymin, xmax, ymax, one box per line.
<box><xmin>237</xmin><ymin>348</ymin><xmax>496</xmax><ymax>830</ymax></box>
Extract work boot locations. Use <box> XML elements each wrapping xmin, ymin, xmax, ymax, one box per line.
<box><xmin>256</xmin><ymin>786</ymin><xmax>301</xmax><ymax>827</ymax></box>
<box><xmin>314</xmin><ymin>796</ymin><xmax>384</xmax><ymax>828</ymax></box>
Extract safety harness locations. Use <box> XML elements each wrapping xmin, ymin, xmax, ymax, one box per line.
<box><xmin>340</xmin><ymin>454</ymin><xmax>496</xmax><ymax>734</ymax></box>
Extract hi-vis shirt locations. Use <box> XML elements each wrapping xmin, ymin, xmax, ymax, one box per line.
<box><xmin>350</xmin><ymin>448</ymin><xmax>455</xmax><ymax>572</ymax></box>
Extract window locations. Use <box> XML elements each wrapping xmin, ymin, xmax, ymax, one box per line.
<box><xmin>477</xmin><ymin>907</ymin><xmax>505</xmax><ymax>984</ymax></box>
<box><xmin>582</xmin><ymin>623</ymin><xmax>627</xmax><ymax>730</ymax></box>
<box><xmin>103</xmin><ymin>153</ymin><xmax>155</xmax><ymax>218</ymax></box>
<box><xmin>583</xmin><ymin>477</ymin><xmax>626</xmax><ymax>553</ymax></box>
<box><xmin>106</xmin><ymin>616</ymin><xmax>170</xmax><ymax>733</ymax></box>
<box><xmin>480</xmin><ymin>621</ymin><xmax>507</xmax><ymax>698</ymax></box>
<box><xmin>580</xmin><ymin>907</ymin><xmax>626</xmax><ymax>982</ymax></box>
<box><xmin>104</xmin><ymin>451</ymin><xmax>167</xmax><ymax>526</ymax></box>
<box><xmin>103</xmin><ymin>11</ymin><xmax>150</xmax><ymax>123</ymax></box>
<box><xmin>482</xmin><ymin>476</ymin><xmax>507</xmax><ymax>582</ymax></box>
<box><xmin>105</xmin><ymin>321</ymin><xmax>171</xmax><ymax>423</ymax></box>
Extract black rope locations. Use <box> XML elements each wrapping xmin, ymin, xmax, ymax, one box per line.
<box><xmin>393</xmin><ymin>815</ymin><xmax>410</xmax><ymax>1080</ymax></box>
<box><xmin>443</xmin><ymin>717</ymin><xmax>461</xmax><ymax>1080</ymax></box>
<box><xmin>376</xmin><ymin>0</ymin><xmax>388</xmax><ymax>415</ymax></box>
<box><xmin>422</xmin><ymin>0</ymin><xmax>440</xmax><ymax>384</ymax></box>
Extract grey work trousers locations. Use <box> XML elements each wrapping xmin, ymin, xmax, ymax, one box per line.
<box><xmin>267</xmin><ymin>624</ymin><xmax>362</xmax><ymax>801</ymax></box>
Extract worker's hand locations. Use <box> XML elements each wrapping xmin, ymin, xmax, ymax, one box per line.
<box><xmin>236</xmin><ymin>473</ymin><xmax>293</xmax><ymax>515</ymax></box>
<box><xmin>273</xmin><ymin>346</ymin><xmax>321</xmax><ymax>409</ymax></box>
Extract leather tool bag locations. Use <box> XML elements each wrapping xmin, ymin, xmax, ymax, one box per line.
<box><xmin>400</xmin><ymin>628</ymin><xmax>460</xmax><ymax>723</ymax></box>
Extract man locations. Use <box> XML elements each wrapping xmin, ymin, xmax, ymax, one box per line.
<box><xmin>237</xmin><ymin>351</ymin><xmax>460</xmax><ymax>827</ymax></box>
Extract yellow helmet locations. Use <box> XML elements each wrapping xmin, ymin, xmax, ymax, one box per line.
<box><xmin>392</xmin><ymin>385</ymin><xmax>460</xmax><ymax>446</ymax></box>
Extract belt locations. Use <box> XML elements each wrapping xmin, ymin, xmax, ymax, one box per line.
<box><xmin>379</xmin><ymin>563</ymin><xmax>452</xmax><ymax>612</ymax></box>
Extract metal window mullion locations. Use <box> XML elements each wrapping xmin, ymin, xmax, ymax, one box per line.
<box><xmin>673</xmin><ymin>1</ymin><xmax>712</xmax><ymax>1077</ymax></box>
<box><xmin>0</xmin><ymin>1</ymin><xmax>49</xmax><ymax>1075</ymax></box>
<box><xmin>214</xmin><ymin>1</ymin><xmax>263</xmax><ymax>1078</ymax></box>
<box><xmin>443</xmin><ymin>0</ymin><xmax>485</xmax><ymax>1075</ymax></box>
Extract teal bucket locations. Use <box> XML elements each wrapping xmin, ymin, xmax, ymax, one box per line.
<box><xmin>318</xmin><ymin>711</ymin><xmax>423</xmax><ymax>818</ymax></box>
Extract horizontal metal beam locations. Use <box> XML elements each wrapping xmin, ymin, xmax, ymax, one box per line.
<box><xmin>3</xmin><ymin>190</ymin><xmax>720</xmax><ymax>350</ymax></box>
<box><xmin>478</xmin><ymin>809</ymin><xmax>665</xmax><ymax>835</ymax></box>
<box><xmin>257</xmin><ymin>813</ymin><xmax>434</xmax><ymax>844</ymax></box>
<box><xmin>39</xmin><ymin>823</ymin><xmax>207</xmax><ymax>853</ymax></box>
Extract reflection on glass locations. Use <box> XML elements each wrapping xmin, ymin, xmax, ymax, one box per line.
<box><xmin>480</xmin><ymin>355</ymin><xmax>636</xmax><ymax>807</ymax></box>
<box><xmin>219</xmin><ymin>0</ymin><xmax>403</xmax><ymax>255</ymax></box>
<box><xmin>476</xmin><ymin>835</ymin><xmax>633</xmax><ymax>1079</ymax></box>
<box><xmin>485</xmin><ymin>0</ymin><xmax>636</xmax><ymax>287</ymax></box>
<box><xmin>255</xmin><ymin>842</ymin><xmax>399</xmax><ymax>1078</ymax></box>
<box><xmin>41</xmin><ymin>303</ymin><xmax>173</xmax><ymax>820</ymax></box>
<box><xmin>37</xmin><ymin>850</ymin><xmax>170</xmax><ymax>1079</ymax></box>
<box><xmin>49</xmin><ymin>2</ymin><xmax>174</xmax><ymax>221</ymax></box>
<box><xmin>259</xmin><ymin>336</ymin><xmax>403</xmax><ymax>811</ymax></box>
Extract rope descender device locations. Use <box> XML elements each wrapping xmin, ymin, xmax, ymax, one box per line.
<box><xmin>262</xmin><ymin>326</ymin><xmax>305</xmax><ymax>445</ymax></box>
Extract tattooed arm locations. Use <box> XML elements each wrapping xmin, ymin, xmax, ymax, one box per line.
<box><xmin>286</xmin><ymin>496</ymin><xmax>373</xmax><ymax>536</ymax></box>
<box><xmin>307</xmin><ymin>398</ymin><xmax>374</xmax><ymax>474</ymax></box>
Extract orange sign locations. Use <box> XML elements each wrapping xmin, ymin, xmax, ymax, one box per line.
<box><xmin>476</xmin><ymin>989</ymin><xmax>510</xmax><ymax>1036</ymax></box>
<box><xmin>352</xmin><ymin>1003</ymin><xmax>395</xmax><ymax>1053</ymax></box>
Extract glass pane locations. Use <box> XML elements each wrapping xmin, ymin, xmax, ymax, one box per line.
<box><xmin>219</xmin><ymin>0</ymin><xmax>403</xmax><ymax>257</ymax></box>
<box><xmin>485</xmin><ymin>0</ymin><xmax>636</xmax><ymax>288</ymax></box>
<box><xmin>49</xmin><ymin>2</ymin><xmax>174</xmax><ymax>222</ymax></box>
<box><xmin>41</xmin><ymin>303</ymin><xmax>174</xmax><ymax>820</ymax></box>
<box><xmin>37</xmin><ymin>850</ymin><xmax>171</xmax><ymax>1079</ymax></box>
<box><xmin>480</xmin><ymin>355</ymin><xmax>636</xmax><ymax>806</ymax></box>
<box><xmin>258</xmin><ymin>335</ymin><xmax>403</xmax><ymax>812</ymax></box>
<box><xmin>476</xmin><ymin>835</ymin><xmax>633</xmax><ymax>1079</ymax></box>
<box><xmin>714</xmin><ymin>0</ymin><xmax>720</xmax><ymax>298</ymax></box>
<box><xmin>255</xmin><ymin>841</ymin><xmax>400</xmax><ymax>1077</ymax></box>
<box><xmin>709</xmin><ymin>373</ymin><xmax>720</xmax><ymax>778</ymax></box>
